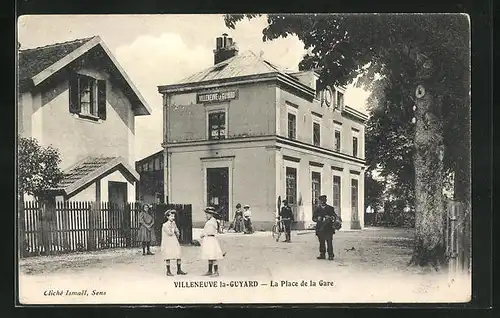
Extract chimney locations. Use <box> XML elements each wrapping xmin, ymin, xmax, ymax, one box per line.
<box><xmin>213</xmin><ymin>33</ymin><xmax>239</xmax><ymax>65</ymax></box>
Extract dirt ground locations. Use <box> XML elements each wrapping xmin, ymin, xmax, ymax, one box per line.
<box><xmin>18</xmin><ymin>227</ymin><xmax>471</xmax><ymax>304</ymax></box>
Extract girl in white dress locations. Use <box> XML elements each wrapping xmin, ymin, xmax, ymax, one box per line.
<box><xmin>200</xmin><ymin>207</ymin><xmax>225</xmax><ymax>277</ymax></box>
<box><xmin>161</xmin><ymin>210</ymin><xmax>187</xmax><ymax>276</ymax></box>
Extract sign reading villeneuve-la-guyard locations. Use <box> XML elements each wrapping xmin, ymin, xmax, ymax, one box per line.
<box><xmin>197</xmin><ymin>90</ymin><xmax>239</xmax><ymax>104</ymax></box>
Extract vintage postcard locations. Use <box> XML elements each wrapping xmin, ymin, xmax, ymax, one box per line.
<box><xmin>16</xmin><ymin>13</ymin><xmax>471</xmax><ymax>305</ymax></box>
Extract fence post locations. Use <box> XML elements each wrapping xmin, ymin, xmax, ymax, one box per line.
<box><xmin>464</xmin><ymin>203</ymin><xmax>472</xmax><ymax>274</ymax></box>
<box><xmin>125</xmin><ymin>203</ymin><xmax>131</xmax><ymax>248</ymax></box>
<box><xmin>447</xmin><ymin>201</ymin><xmax>458</xmax><ymax>276</ymax></box>
<box><xmin>88</xmin><ymin>202</ymin><xmax>96</xmax><ymax>251</ymax></box>
<box><xmin>18</xmin><ymin>197</ymin><xmax>25</xmax><ymax>258</ymax></box>
<box><xmin>456</xmin><ymin>202</ymin><xmax>469</xmax><ymax>274</ymax></box>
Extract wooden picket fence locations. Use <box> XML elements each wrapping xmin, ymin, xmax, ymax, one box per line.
<box><xmin>445</xmin><ymin>200</ymin><xmax>471</xmax><ymax>274</ymax></box>
<box><xmin>19</xmin><ymin>201</ymin><xmax>192</xmax><ymax>257</ymax></box>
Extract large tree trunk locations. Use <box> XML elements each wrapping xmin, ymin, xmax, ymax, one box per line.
<box><xmin>410</xmin><ymin>55</ymin><xmax>446</xmax><ymax>269</ymax></box>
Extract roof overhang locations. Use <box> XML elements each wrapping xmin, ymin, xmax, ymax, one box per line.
<box><xmin>158</xmin><ymin>71</ymin><xmax>316</xmax><ymax>99</ymax></box>
<box><xmin>53</xmin><ymin>156</ymin><xmax>140</xmax><ymax>198</ymax></box>
<box><xmin>26</xmin><ymin>36</ymin><xmax>152</xmax><ymax>116</ymax></box>
<box><xmin>342</xmin><ymin>105</ymin><xmax>369</xmax><ymax>123</ymax></box>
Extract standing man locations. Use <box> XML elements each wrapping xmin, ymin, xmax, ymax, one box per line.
<box><xmin>279</xmin><ymin>199</ymin><xmax>294</xmax><ymax>243</ymax></box>
<box><xmin>312</xmin><ymin>195</ymin><xmax>340</xmax><ymax>260</ymax></box>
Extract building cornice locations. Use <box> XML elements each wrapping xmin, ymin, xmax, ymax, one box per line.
<box><xmin>162</xmin><ymin>135</ymin><xmax>366</xmax><ymax>167</ymax></box>
<box><xmin>276</xmin><ymin>136</ymin><xmax>366</xmax><ymax>166</ymax></box>
<box><xmin>162</xmin><ymin>135</ymin><xmax>276</xmax><ymax>149</ymax></box>
<box><xmin>158</xmin><ymin>72</ymin><xmax>316</xmax><ymax>99</ymax></box>
<box><xmin>342</xmin><ymin>105</ymin><xmax>369</xmax><ymax>123</ymax></box>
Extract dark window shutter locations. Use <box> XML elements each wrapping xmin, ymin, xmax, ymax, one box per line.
<box><xmin>69</xmin><ymin>73</ymin><xmax>80</xmax><ymax>114</ymax></box>
<box><xmin>98</xmin><ymin>80</ymin><xmax>107</xmax><ymax>120</ymax></box>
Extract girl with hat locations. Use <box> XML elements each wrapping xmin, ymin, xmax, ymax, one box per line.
<box><xmin>243</xmin><ymin>204</ymin><xmax>254</xmax><ymax>234</ymax></box>
<box><xmin>232</xmin><ymin>203</ymin><xmax>244</xmax><ymax>233</ymax></box>
<box><xmin>161</xmin><ymin>210</ymin><xmax>187</xmax><ymax>276</ymax></box>
<box><xmin>137</xmin><ymin>203</ymin><xmax>156</xmax><ymax>255</ymax></box>
<box><xmin>200</xmin><ymin>207</ymin><xmax>225</xmax><ymax>276</ymax></box>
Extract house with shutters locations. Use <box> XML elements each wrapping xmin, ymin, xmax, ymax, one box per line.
<box><xmin>18</xmin><ymin>36</ymin><xmax>152</xmax><ymax>204</ymax></box>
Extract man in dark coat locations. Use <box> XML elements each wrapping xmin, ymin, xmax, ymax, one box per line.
<box><xmin>279</xmin><ymin>199</ymin><xmax>294</xmax><ymax>243</ymax></box>
<box><xmin>312</xmin><ymin>195</ymin><xmax>340</xmax><ymax>260</ymax></box>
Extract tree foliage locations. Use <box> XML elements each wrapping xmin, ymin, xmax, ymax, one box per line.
<box><xmin>18</xmin><ymin>136</ymin><xmax>64</xmax><ymax>198</ymax></box>
<box><xmin>225</xmin><ymin>14</ymin><xmax>469</xmax><ymax>182</ymax></box>
<box><xmin>225</xmin><ymin>14</ymin><xmax>470</xmax><ymax>268</ymax></box>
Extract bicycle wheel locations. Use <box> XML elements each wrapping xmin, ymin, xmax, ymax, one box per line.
<box><xmin>272</xmin><ymin>225</ymin><xmax>279</xmax><ymax>240</ymax></box>
<box><xmin>274</xmin><ymin>225</ymin><xmax>282</xmax><ymax>241</ymax></box>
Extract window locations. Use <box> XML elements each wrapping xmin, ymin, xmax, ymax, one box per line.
<box><xmin>286</xmin><ymin>167</ymin><xmax>297</xmax><ymax>205</ymax></box>
<box><xmin>315</xmin><ymin>79</ymin><xmax>321</xmax><ymax>100</ymax></box>
<box><xmin>351</xmin><ymin>179</ymin><xmax>359</xmax><ymax>222</ymax></box>
<box><xmin>333</xmin><ymin>175</ymin><xmax>341</xmax><ymax>211</ymax></box>
<box><xmin>69</xmin><ymin>73</ymin><xmax>106</xmax><ymax>120</ymax></box>
<box><xmin>154</xmin><ymin>158</ymin><xmax>160</xmax><ymax>171</ymax></box>
<box><xmin>336</xmin><ymin>91</ymin><xmax>344</xmax><ymax>109</ymax></box>
<box><xmin>288</xmin><ymin>113</ymin><xmax>296</xmax><ymax>140</ymax></box>
<box><xmin>142</xmin><ymin>163</ymin><xmax>148</xmax><ymax>172</ymax></box>
<box><xmin>353</xmin><ymin>136</ymin><xmax>358</xmax><ymax>157</ymax></box>
<box><xmin>311</xmin><ymin>172</ymin><xmax>321</xmax><ymax>206</ymax></box>
<box><xmin>334</xmin><ymin>130</ymin><xmax>341</xmax><ymax>151</ymax></box>
<box><xmin>313</xmin><ymin>122</ymin><xmax>321</xmax><ymax>146</ymax></box>
<box><xmin>208</xmin><ymin>112</ymin><xmax>226</xmax><ymax>140</ymax></box>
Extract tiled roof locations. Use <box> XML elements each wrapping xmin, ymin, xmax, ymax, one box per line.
<box><xmin>17</xmin><ymin>36</ymin><xmax>152</xmax><ymax>116</ymax></box>
<box><xmin>57</xmin><ymin>156</ymin><xmax>117</xmax><ymax>189</ymax></box>
<box><xmin>177</xmin><ymin>50</ymin><xmax>285</xmax><ymax>84</ymax></box>
<box><xmin>55</xmin><ymin>156</ymin><xmax>140</xmax><ymax>197</ymax></box>
<box><xmin>18</xmin><ymin>37</ymin><xmax>96</xmax><ymax>81</ymax></box>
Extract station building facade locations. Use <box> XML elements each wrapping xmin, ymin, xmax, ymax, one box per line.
<box><xmin>158</xmin><ymin>34</ymin><xmax>367</xmax><ymax>230</ymax></box>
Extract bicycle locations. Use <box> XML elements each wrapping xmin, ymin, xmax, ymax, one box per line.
<box><xmin>272</xmin><ymin>217</ymin><xmax>284</xmax><ymax>241</ymax></box>
<box><xmin>217</xmin><ymin>219</ymin><xmax>226</xmax><ymax>234</ymax></box>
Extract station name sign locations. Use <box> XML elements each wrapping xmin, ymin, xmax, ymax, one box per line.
<box><xmin>197</xmin><ymin>90</ymin><xmax>239</xmax><ymax>104</ymax></box>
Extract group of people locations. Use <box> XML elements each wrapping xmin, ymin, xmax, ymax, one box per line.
<box><xmin>137</xmin><ymin>204</ymin><xmax>225</xmax><ymax>277</ymax></box>
<box><xmin>227</xmin><ymin>203</ymin><xmax>253</xmax><ymax>234</ymax></box>
<box><xmin>135</xmin><ymin>193</ymin><xmax>342</xmax><ymax>278</ymax></box>
<box><xmin>277</xmin><ymin>195</ymin><xmax>342</xmax><ymax>259</ymax></box>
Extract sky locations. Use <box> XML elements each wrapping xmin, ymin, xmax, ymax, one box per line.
<box><xmin>18</xmin><ymin>14</ymin><xmax>370</xmax><ymax>161</ymax></box>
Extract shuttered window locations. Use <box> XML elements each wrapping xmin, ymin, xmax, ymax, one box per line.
<box><xmin>69</xmin><ymin>72</ymin><xmax>106</xmax><ymax>120</ymax></box>
<box><xmin>336</xmin><ymin>91</ymin><xmax>344</xmax><ymax>110</ymax></box>
<box><xmin>334</xmin><ymin>130</ymin><xmax>341</xmax><ymax>151</ymax></box>
<box><xmin>287</xmin><ymin>113</ymin><xmax>296</xmax><ymax>140</ymax></box>
<box><xmin>311</xmin><ymin>172</ymin><xmax>321</xmax><ymax>206</ymax></box>
<box><xmin>353</xmin><ymin>136</ymin><xmax>358</xmax><ymax>157</ymax></box>
<box><xmin>286</xmin><ymin>167</ymin><xmax>297</xmax><ymax>205</ymax></box>
<box><xmin>333</xmin><ymin>175</ymin><xmax>341</xmax><ymax>211</ymax></box>
<box><xmin>313</xmin><ymin>122</ymin><xmax>321</xmax><ymax>146</ymax></box>
<box><xmin>208</xmin><ymin>112</ymin><xmax>226</xmax><ymax>140</ymax></box>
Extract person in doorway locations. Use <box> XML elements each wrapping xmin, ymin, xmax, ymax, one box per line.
<box><xmin>137</xmin><ymin>203</ymin><xmax>156</xmax><ymax>255</ymax></box>
<box><xmin>200</xmin><ymin>207</ymin><xmax>225</xmax><ymax>277</ymax></box>
<box><xmin>233</xmin><ymin>203</ymin><xmax>244</xmax><ymax>233</ymax></box>
<box><xmin>217</xmin><ymin>206</ymin><xmax>227</xmax><ymax>234</ymax></box>
<box><xmin>312</xmin><ymin>195</ymin><xmax>340</xmax><ymax>260</ymax></box>
<box><xmin>243</xmin><ymin>204</ymin><xmax>254</xmax><ymax>234</ymax></box>
<box><xmin>279</xmin><ymin>199</ymin><xmax>294</xmax><ymax>242</ymax></box>
<box><xmin>161</xmin><ymin>210</ymin><xmax>187</xmax><ymax>276</ymax></box>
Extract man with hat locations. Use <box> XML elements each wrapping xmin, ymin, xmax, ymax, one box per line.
<box><xmin>279</xmin><ymin>199</ymin><xmax>294</xmax><ymax>242</ymax></box>
<box><xmin>312</xmin><ymin>195</ymin><xmax>341</xmax><ymax>260</ymax></box>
